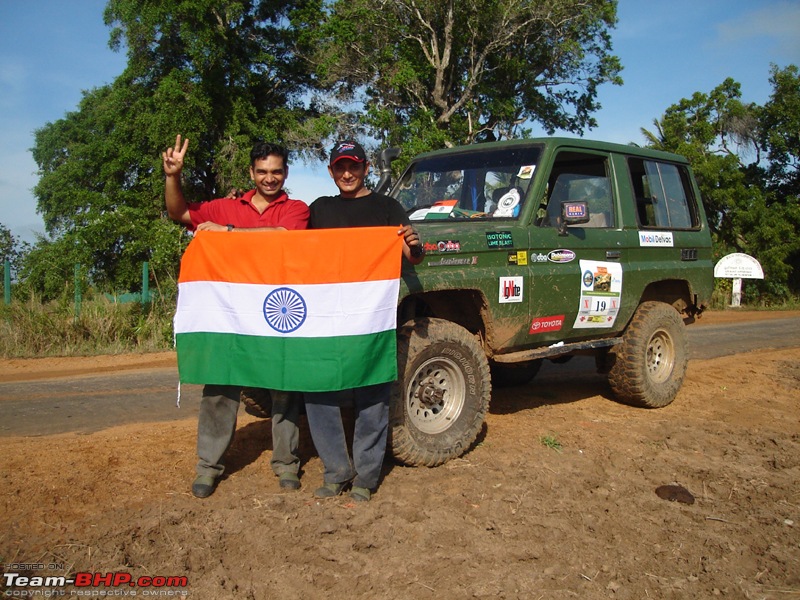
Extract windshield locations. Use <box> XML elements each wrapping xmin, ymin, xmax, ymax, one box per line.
<box><xmin>391</xmin><ymin>146</ymin><xmax>542</xmax><ymax>221</ymax></box>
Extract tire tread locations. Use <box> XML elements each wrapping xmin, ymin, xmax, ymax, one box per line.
<box><xmin>391</xmin><ymin>318</ymin><xmax>491</xmax><ymax>467</ymax></box>
<box><xmin>607</xmin><ymin>301</ymin><xmax>688</xmax><ymax>408</ymax></box>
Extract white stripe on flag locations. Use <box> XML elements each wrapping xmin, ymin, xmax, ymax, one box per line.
<box><xmin>174</xmin><ymin>279</ymin><xmax>399</xmax><ymax>338</ymax></box>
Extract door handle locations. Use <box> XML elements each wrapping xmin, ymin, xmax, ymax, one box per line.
<box><xmin>606</xmin><ymin>251</ymin><xmax>621</xmax><ymax>260</ymax></box>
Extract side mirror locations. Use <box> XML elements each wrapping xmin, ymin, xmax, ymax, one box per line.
<box><xmin>558</xmin><ymin>201</ymin><xmax>590</xmax><ymax>236</ymax></box>
<box><xmin>374</xmin><ymin>147</ymin><xmax>402</xmax><ymax>195</ymax></box>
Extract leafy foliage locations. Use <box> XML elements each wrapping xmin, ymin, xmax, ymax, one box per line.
<box><xmin>0</xmin><ymin>224</ymin><xmax>30</xmax><ymax>295</ymax></box>
<box><xmin>299</xmin><ymin>0</ymin><xmax>622</xmax><ymax>165</ymax></box>
<box><xmin>26</xmin><ymin>0</ymin><xmax>317</xmax><ymax>299</ymax></box>
<box><xmin>641</xmin><ymin>66</ymin><xmax>800</xmax><ymax>298</ymax></box>
<box><xmin>758</xmin><ymin>65</ymin><xmax>800</xmax><ymax>202</ymax></box>
<box><xmin>0</xmin><ymin>224</ymin><xmax>28</xmax><ymax>271</ymax></box>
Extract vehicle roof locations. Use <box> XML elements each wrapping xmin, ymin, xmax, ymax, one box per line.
<box><xmin>407</xmin><ymin>137</ymin><xmax>690</xmax><ymax>165</ymax></box>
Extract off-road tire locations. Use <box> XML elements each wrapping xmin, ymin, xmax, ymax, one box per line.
<box><xmin>490</xmin><ymin>360</ymin><xmax>542</xmax><ymax>388</ymax></box>
<box><xmin>240</xmin><ymin>387</ymin><xmax>272</xmax><ymax>418</ymax></box>
<box><xmin>391</xmin><ymin>318</ymin><xmax>491</xmax><ymax>467</ymax></box>
<box><xmin>607</xmin><ymin>301</ymin><xmax>688</xmax><ymax>408</ymax></box>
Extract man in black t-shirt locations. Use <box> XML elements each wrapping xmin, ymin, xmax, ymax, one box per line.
<box><xmin>306</xmin><ymin>140</ymin><xmax>424</xmax><ymax>502</ymax></box>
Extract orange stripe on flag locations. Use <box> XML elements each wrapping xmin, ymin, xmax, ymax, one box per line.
<box><xmin>178</xmin><ymin>227</ymin><xmax>403</xmax><ymax>285</ymax></box>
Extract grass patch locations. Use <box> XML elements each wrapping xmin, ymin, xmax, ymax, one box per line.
<box><xmin>0</xmin><ymin>294</ymin><xmax>175</xmax><ymax>358</ymax></box>
<box><xmin>540</xmin><ymin>434</ymin><xmax>563</xmax><ymax>453</ymax></box>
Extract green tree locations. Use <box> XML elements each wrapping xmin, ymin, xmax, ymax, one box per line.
<box><xmin>758</xmin><ymin>65</ymin><xmax>800</xmax><ymax>200</ymax></box>
<box><xmin>641</xmin><ymin>71</ymin><xmax>800</xmax><ymax>298</ymax></box>
<box><xmin>0</xmin><ymin>224</ymin><xmax>19</xmax><ymax>265</ymax></box>
<box><xmin>27</xmin><ymin>0</ymin><xmax>315</xmax><ymax>299</ymax></box>
<box><xmin>756</xmin><ymin>65</ymin><xmax>800</xmax><ymax>292</ymax></box>
<box><xmin>640</xmin><ymin>79</ymin><xmax>759</xmax><ymax>241</ymax></box>
<box><xmin>0</xmin><ymin>224</ymin><xmax>30</xmax><ymax>283</ymax></box>
<box><xmin>301</xmin><ymin>0</ymin><xmax>622</xmax><ymax>163</ymax></box>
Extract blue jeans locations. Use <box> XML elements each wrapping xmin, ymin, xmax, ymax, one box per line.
<box><xmin>304</xmin><ymin>382</ymin><xmax>391</xmax><ymax>490</ymax></box>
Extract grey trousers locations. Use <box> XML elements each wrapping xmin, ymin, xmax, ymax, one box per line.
<box><xmin>269</xmin><ymin>390</ymin><xmax>301</xmax><ymax>476</ymax></box>
<box><xmin>196</xmin><ymin>385</ymin><xmax>301</xmax><ymax>479</ymax></box>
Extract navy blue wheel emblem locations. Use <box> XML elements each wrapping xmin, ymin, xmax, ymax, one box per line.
<box><xmin>263</xmin><ymin>287</ymin><xmax>307</xmax><ymax>333</ymax></box>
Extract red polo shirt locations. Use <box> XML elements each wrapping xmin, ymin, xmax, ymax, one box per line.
<box><xmin>187</xmin><ymin>190</ymin><xmax>309</xmax><ymax>231</ymax></box>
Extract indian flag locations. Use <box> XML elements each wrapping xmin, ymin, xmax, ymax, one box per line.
<box><xmin>174</xmin><ymin>227</ymin><xmax>403</xmax><ymax>392</ymax></box>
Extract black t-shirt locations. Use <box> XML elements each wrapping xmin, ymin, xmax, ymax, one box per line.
<box><xmin>309</xmin><ymin>192</ymin><xmax>410</xmax><ymax>229</ymax></box>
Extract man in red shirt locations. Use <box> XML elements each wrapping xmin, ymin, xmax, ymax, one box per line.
<box><xmin>164</xmin><ymin>135</ymin><xmax>309</xmax><ymax>231</ymax></box>
<box><xmin>163</xmin><ymin>135</ymin><xmax>309</xmax><ymax>498</ymax></box>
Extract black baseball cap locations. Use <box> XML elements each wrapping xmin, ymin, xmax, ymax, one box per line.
<box><xmin>330</xmin><ymin>140</ymin><xmax>367</xmax><ymax>165</ymax></box>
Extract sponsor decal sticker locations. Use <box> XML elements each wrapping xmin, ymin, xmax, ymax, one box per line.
<box><xmin>565</xmin><ymin>202</ymin><xmax>587</xmax><ymax>219</ymax></box>
<box><xmin>499</xmin><ymin>276</ymin><xmax>523</xmax><ymax>303</ymax></box>
<box><xmin>486</xmin><ymin>231</ymin><xmax>514</xmax><ymax>249</ymax></box>
<box><xmin>428</xmin><ymin>256</ymin><xmax>479</xmax><ymax>267</ymax></box>
<box><xmin>492</xmin><ymin>189</ymin><xmax>521</xmax><ymax>218</ymax></box>
<box><xmin>573</xmin><ymin>260</ymin><xmax>623</xmax><ymax>329</ymax></box>
<box><xmin>529</xmin><ymin>315</ymin><xmax>565</xmax><ymax>334</ymax></box>
<box><xmin>507</xmin><ymin>251</ymin><xmax>528</xmax><ymax>266</ymax></box>
<box><xmin>531</xmin><ymin>252</ymin><xmax>549</xmax><ymax>263</ymax></box>
<box><xmin>547</xmin><ymin>249</ymin><xmax>576</xmax><ymax>263</ymax></box>
<box><xmin>436</xmin><ymin>240</ymin><xmax>461</xmax><ymax>252</ymax></box>
<box><xmin>638</xmin><ymin>231</ymin><xmax>674</xmax><ymax>247</ymax></box>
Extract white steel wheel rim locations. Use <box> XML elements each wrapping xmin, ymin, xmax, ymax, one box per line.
<box><xmin>646</xmin><ymin>328</ymin><xmax>675</xmax><ymax>383</ymax></box>
<box><xmin>406</xmin><ymin>356</ymin><xmax>466</xmax><ymax>434</ymax></box>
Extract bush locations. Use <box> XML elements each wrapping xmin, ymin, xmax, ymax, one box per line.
<box><xmin>0</xmin><ymin>292</ymin><xmax>175</xmax><ymax>359</ymax></box>
<box><xmin>708</xmin><ymin>277</ymin><xmax>800</xmax><ymax>310</ymax></box>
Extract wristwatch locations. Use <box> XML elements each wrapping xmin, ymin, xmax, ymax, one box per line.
<box><xmin>226</xmin><ymin>224</ymin><xmax>234</xmax><ymax>231</ymax></box>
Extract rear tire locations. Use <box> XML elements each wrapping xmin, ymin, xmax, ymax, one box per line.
<box><xmin>391</xmin><ymin>318</ymin><xmax>491</xmax><ymax>467</ymax></box>
<box><xmin>607</xmin><ymin>301</ymin><xmax>688</xmax><ymax>408</ymax></box>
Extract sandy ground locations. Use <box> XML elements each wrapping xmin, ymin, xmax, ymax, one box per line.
<box><xmin>0</xmin><ymin>310</ymin><xmax>798</xmax><ymax>599</ymax></box>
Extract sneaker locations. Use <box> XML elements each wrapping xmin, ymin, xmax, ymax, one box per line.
<box><xmin>314</xmin><ymin>481</ymin><xmax>349</xmax><ymax>498</ymax></box>
<box><xmin>192</xmin><ymin>475</ymin><xmax>217</xmax><ymax>498</ymax></box>
<box><xmin>278</xmin><ymin>472</ymin><xmax>301</xmax><ymax>490</ymax></box>
<box><xmin>349</xmin><ymin>486</ymin><xmax>371</xmax><ymax>502</ymax></box>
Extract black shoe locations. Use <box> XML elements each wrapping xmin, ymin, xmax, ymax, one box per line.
<box><xmin>192</xmin><ymin>475</ymin><xmax>217</xmax><ymax>498</ymax></box>
<box><xmin>279</xmin><ymin>472</ymin><xmax>301</xmax><ymax>490</ymax></box>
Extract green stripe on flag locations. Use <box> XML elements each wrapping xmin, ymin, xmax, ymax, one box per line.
<box><xmin>176</xmin><ymin>330</ymin><xmax>398</xmax><ymax>392</ymax></box>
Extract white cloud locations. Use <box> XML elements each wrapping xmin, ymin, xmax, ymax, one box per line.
<box><xmin>716</xmin><ymin>1</ymin><xmax>800</xmax><ymax>61</ymax></box>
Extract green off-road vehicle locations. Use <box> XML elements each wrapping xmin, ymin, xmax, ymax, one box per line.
<box><xmin>384</xmin><ymin>137</ymin><xmax>713</xmax><ymax>466</ymax></box>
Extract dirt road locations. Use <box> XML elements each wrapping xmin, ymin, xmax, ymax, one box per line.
<box><xmin>2</xmin><ymin>311</ymin><xmax>799</xmax><ymax>438</ymax></box>
<box><xmin>1</xmin><ymin>310</ymin><xmax>798</xmax><ymax>599</ymax></box>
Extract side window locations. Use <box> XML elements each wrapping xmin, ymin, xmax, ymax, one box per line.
<box><xmin>629</xmin><ymin>158</ymin><xmax>697</xmax><ymax>229</ymax></box>
<box><xmin>539</xmin><ymin>151</ymin><xmax>614</xmax><ymax>228</ymax></box>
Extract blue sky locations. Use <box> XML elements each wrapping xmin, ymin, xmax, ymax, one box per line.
<box><xmin>1</xmin><ymin>0</ymin><xmax>799</xmax><ymax>243</ymax></box>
